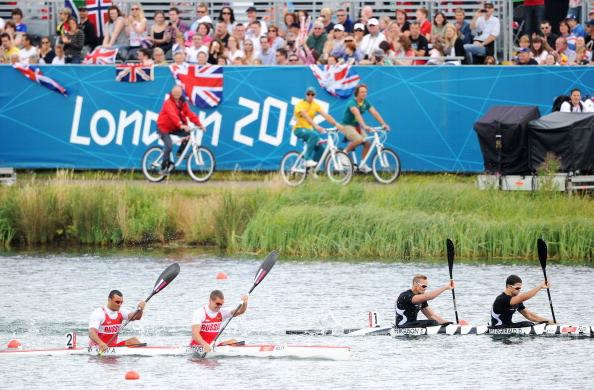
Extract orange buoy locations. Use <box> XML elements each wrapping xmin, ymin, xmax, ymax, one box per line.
<box><xmin>125</xmin><ymin>371</ymin><xmax>140</xmax><ymax>380</ymax></box>
<box><xmin>7</xmin><ymin>339</ymin><xmax>22</xmax><ymax>349</ymax></box>
<box><xmin>216</xmin><ymin>272</ymin><xmax>228</xmax><ymax>280</ymax></box>
<box><xmin>459</xmin><ymin>319</ymin><xmax>469</xmax><ymax>325</ymax></box>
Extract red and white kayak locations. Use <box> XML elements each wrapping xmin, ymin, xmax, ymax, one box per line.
<box><xmin>0</xmin><ymin>343</ymin><xmax>351</xmax><ymax>360</ymax></box>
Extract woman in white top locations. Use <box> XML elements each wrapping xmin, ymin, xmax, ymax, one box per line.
<box><xmin>225</xmin><ymin>35</ymin><xmax>244</xmax><ymax>63</ymax></box>
<box><xmin>51</xmin><ymin>43</ymin><xmax>66</xmax><ymax>64</ymax></box>
<box><xmin>103</xmin><ymin>5</ymin><xmax>127</xmax><ymax>59</ymax></box>
<box><xmin>126</xmin><ymin>3</ymin><xmax>148</xmax><ymax>60</ymax></box>
<box><xmin>530</xmin><ymin>36</ymin><xmax>549</xmax><ymax>65</ymax></box>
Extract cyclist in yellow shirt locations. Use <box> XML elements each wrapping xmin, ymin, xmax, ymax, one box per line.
<box><xmin>293</xmin><ymin>87</ymin><xmax>343</xmax><ymax>167</ymax></box>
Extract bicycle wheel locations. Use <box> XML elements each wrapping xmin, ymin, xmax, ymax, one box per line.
<box><xmin>325</xmin><ymin>151</ymin><xmax>353</xmax><ymax>185</ymax></box>
<box><xmin>372</xmin><ymin>147</ymin><xmax>401</xmax><ymax>184</ymax></box>
<box><xmin>187</xmin><ymin>146</ymin><xmax>215</xmax><ymax>182</ymax></box>
<box><xmin>142</xmin><ymin>146</ymin><xmax>166</xmax><ymax>183</ymax></box>
<box><xmin>280</xmin><ymin>151</ymin><xmax>307</xmax><ymax>186</ymax></box>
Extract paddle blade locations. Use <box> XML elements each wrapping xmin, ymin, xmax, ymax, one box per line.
<box><xmin>537</xmin><ymin>239</ymin><xmax>547</xmax><ymax>269</ymax></box>
<box><xmin>446</xmin><ymin>239</ymin><xmax>455</xmax><ymax>275</ymax></box>
<box><xmin>152</xmin><ymin>263</ymin><xmax>180</xmax><ymax>295</ymax></box>
<box><xmin>251</xmin><ymin>251</ymin><xmax>278</xmax><ymax>291</ymax></box>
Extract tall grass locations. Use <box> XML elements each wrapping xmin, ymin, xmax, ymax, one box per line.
<box><xmin>0</xmin><ymin>173</ymin><xmax>592</xmax><ymax>260</ymax></box>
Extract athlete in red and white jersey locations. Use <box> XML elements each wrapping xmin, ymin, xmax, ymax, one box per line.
<box><xmin>88</xmin><ymin>289</ymin><xmax>146</xmax><ymax>352</ymax></box>
<box><xmin>190</xmin><ymin>290</ymin><xmax>249</xmax><ymax>352</ymax></box>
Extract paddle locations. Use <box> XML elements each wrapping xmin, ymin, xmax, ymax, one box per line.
<box><xmin>101</xmin><ymin>263</ymin><xmax>181</xmax><ymax>351</ymax></box>
<box><xmin>446</xmin><ymin>239</ymin><xmax>460</xmax><ymax>325</ymax></box>
<box><xmin>200</xmin><ymin>251</ymin><xmax>278</xmax><ymax>358</ymax></box>
<box><xmin>537</xmin><ymin>239</ymin><xmax>557</xmax><ymax>324</ymax></box>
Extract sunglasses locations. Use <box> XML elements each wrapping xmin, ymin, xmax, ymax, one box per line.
<box><xmin>415</xmin><ymin>281</ymin><xmax>428</xmax><ymax>288</ymax></box>
<box><xmin>306</xmin><ymin>92</ymin><xmax>315</xmax><ymax>96</ymax></box>
<box><xmin>355</xmin><ymin>29</ymin><xmax>364</xmax><ymax>32</ymax></box>
<box><xmin>511</xmin><ymin>286</ymin><xmax>522</xmax><ymax>290</ymax></box>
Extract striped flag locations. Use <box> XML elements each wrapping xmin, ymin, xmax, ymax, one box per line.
<box><xmin>83</xmin><ymin>47</ymin><xmax>118</xmax><ymax>64</ymax></box>
<box><xmin>115</xmin><ymin>64</ymin><xmax>154</xmax><ymax>82</ymax></box>
<box><xmin>65</xmin><ymin>0</ymin><xmax>111</xmax><ymax>38</ymax></box>
<box><xmin>309</xmin><ymin>64</ymin><xmax>360</xmax><ymax>98</ymax></box>
<box><xmin>13</xmin><ymin>63</ymin><xmax>68</xmax><ymax>96</ymax></box>
<box><xmin>169</xmin><ymin>65</ymin><xmax>223</xmax><ymax>108</ymax></box>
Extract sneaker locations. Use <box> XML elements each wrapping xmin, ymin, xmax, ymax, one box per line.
<box><xmin>359</xmin><ymin>164</ymin><xmax>372</xmax><ymax>173</ymax></box>
<box><xmin>305</xmin><ymin>159</ymin><xmax>318</xmax><ymax>168</ymax></box>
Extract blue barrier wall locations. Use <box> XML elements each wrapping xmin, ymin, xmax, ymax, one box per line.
<box><xmin>1</xmin><ymin>65</ymin><xmax>594</xmax><ymax>171</ymax></box>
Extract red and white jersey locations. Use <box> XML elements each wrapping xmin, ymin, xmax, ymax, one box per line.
<box><xmin>190</xmin><ymin>305</ymin><xmax>233</xmax><ymax>346</ymax></box>
<box><xmin>88</xmin><ymin>306</ymin><xmax>131</xmax><ymax>346</ymax></box>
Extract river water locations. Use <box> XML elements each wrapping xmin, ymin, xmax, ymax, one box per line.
<box><xmin>0</xmin><ymin>251</ymin><xmax>593</xmax><ymax>389</ymax></box>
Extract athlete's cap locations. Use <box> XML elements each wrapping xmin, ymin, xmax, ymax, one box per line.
<box><xmin>353</xmin><ymin>22</ymin><xmax>365</xmax><ymax>31</ymax></box>
<box><xmin>333</xmin><ymin>24</ymin><xmax>344</xmax><ymax>31</ymax></box>
<box><xmin>305</xmin><ymin>86</ymin><xmax>316</xmax><ymax>94</ymax></box>
<box><xmin>246</xmin><ymin>6</ymin><xmax>257</xmax><ymax>13</ymax></box>
<box><xmin>367</xmin><ymin>18</ymin><xmax>379</xmax><ymax>26</ymax></box>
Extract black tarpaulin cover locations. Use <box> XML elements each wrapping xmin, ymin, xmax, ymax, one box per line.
<box><xmin>473</xmin><ymin>106</ymin><xmax>541</xmax><ymax>174</ymax></box>
<box><xmin>528</xmin><ymin>112</ymin><xmax>594</xmax><ymax>173</ymax></box>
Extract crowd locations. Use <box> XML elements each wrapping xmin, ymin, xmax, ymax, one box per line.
<box><xmin>0</xmin><ymin>2</ymin><xmax>593</xmax><ymax>66</ymax></box>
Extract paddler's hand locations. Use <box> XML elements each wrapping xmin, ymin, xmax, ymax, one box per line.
<box><xmin>444</xmin><ymin>280</ymin><xmax>455</xmax><ymax>290</ymax></box>
<box><xmin>241</xmin><ymin>294</ymin><xmax>249</xmax><ymax>305</ymax></box>
<box><xmin>98</xmin><ymin>341</ymin><xmax>108</xmax><ymax>353</ymax></box>
<box><xmin>540</xmin><ymin>281</ymin><xmax>550</xmax><ymax>290</ymax></box>
<box><xmin>137</xmin><ymin>301</ymin><xmax>146</xmax><ymax>311</ymax></box>
<box><xmin>202</xmin><ymin>344</ymin><xmax>212</xmax><ymax>353</ymax></box>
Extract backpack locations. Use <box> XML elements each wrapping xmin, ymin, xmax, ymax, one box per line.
<box><xmin>552</xmin><ymin>95</ymin><xmax>570</xmax><ymax>112</ymax></box>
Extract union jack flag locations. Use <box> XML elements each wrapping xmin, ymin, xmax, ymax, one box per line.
<box><xmin>115</xmin><ymin>64</ymin><xmax>154</xmax><ymax>82</ymax></box>
<box><xmin>12</xmin><ymin>63</ymin><xmax>68</xmax><ymax>96</ymax></box>
<box><xmin>65</xmin><ymin>0</ymin><xmax>111</xmax><ymax>38</ymax></box>
<box><xmin>83</xmin><ymin>47</ymin><xmax>118</xmax><ymax>64</ymax></box>
<box><xmin>309</xmin><ymin>64</ymin><xmax>360</xmax><ymax>98</ymax></box>
<box><xmin>169</xmin><ymin>65</ymin><xmax>223</xmax><ymax>108</ymax></box>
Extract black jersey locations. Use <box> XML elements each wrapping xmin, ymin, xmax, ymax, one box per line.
<box><xmin>491</xmin><ymin>292</ymin><xmax>526</xmax><ymax>326</ymax></box>
<box><xmin>395</xmin><ymin>289</ymin><xmax>428</xmax><ymax>327</ymax></box>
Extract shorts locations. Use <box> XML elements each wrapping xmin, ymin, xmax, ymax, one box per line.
<box><xmin>342</xmin><ymin>125</ymin><xmax>367</xmax><ymax>143</ymax></box>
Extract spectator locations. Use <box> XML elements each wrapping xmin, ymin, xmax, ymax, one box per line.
<box><xmin>566</xmin><ymin>16</ymin><xmax>586</xmax><ymax>38</ymax></box>
<box><xmin>150</xmin><ymin>11</ymin><xmax>173</xmax><ymax>56</ymax></box>
<box><xmin>339</xmin><ymin>37</ymin><xmax>363</xmax><ymax>64</ymax></box>
<box><xmin>103</xmin><ymin>6</ymin><xmax>127</xmax><ymax>53</ymax></box>
<box><xmin>384</xmin><ymin>21</ymin><xmax>401</xmax><ymax>51</ymax></box>
<box><xmin>168</xmin><ymin>7</ymin><xmax>189</xmax><ymax>41</ymax></box>
<box><xmin>559</xmin><ymin>20</ymin><xmax>576</xmax><ymax>50</ymax></box>
<box><xmin>326</xmin><ymin>54</ymin><xmax>338</xmax><ymax>65</ymax></box>
<box><xmin>185</xmin><ymin>34</ymin><xmax>207</xmax><ymax>63</ymax></box>
<box><xmin>515</xmin><ymin>47</ymin><xmax>538</xmax><ymax>64</ymax></box>
<box><xmin>379</xmin><ymin>16</ymin><xmax>391</xmax><ymax>34</ymax></box>
<box><xmin>152</xmin><ymin>47</ymin><xmax>167</xmax><ymax>65</ymax></box>
<box><xmin>247</xmin><ymin>20</ymin><xmax>263</xmax><ymax>52</ymax></box>
<box><xmin>285</xmin><ymin>32</ymin><xmax>299</xmax><ymax>57</ymax></box>
<box><xmin>359</xmin><ymin>5</ymin><xmax>374</xmax><ymax>27</ymax></box>
<box><xmin>328</xmin><ymin>24</ymin><xmax>346</xmax><ymax>57</ymax></box>
<box><xmin>575</xmin><ymin>46</ymin><xmax>591</xmax><ymax>64</ymax></box>
<box><xmin>28</xmin><ymin>53</ymin><xmax>39</xmax><ymax>64</ymax></box>
<box><xmin>276</xmin><ymin>47</ymin><xmax>288</xmax><ymax>65</ymax></box>
<box><xmin>544</xmin><ymin>53</ymin><xmax>557</xmax><ymax>65</ymax></box>
<box><xmin>395</xmin><ymin>10</ymin><xmax>410</xmax><ymax>35</ymax></box>
<box><xmin>432</xmin><ymin>12</ymin><xmax>447</xmax><ymax>43</ymax></box>
<box><xmin>586</xmin><ymin>20</ymin><xmax>594</xmax><ymax>50</ymax></box>
<box><xmin>353</xmin><ymin>22</ymin><xmax>365</xmax><ymax>46</ymax></box>
<box><xmin>454</xmin><ymin>8</ymin><xmax>472</xmax><ymax>45</ymax></box>
<box><xmin>213</xmin><ymin>21</ymin><xmax>229</xmax><ymax>46</ymax></box>
<box><xmin>243</xmin><ymin>39</ymin><xmax>258</xmax><ymax>64</ymax></box>
<box><xmin>464</xmin><ymin>3</ymin><xmax>500</xmax><ymax>65</ymax></box>
<box><xmin>225</xmin><ymin>36</ymin><xmax>244</xmax><ymax>63</ymax></box>
<box><xmin>207</xmin><ymin>39</ymin><xmax>224</xmax><ymax>64</ymax></box>
<box><xmin>567</xmin><ymin>1</ymin><xmax>583</xmax><ymax>21</ymax></box>
<box><xmin>194</xmin><ymin>23</ymin><xmax>212</xmax><ymax>46</ymax></box>
<box><xmin>516</xmin><ymin>35</ymin><xmax>531</xmax><ymax>56</ymax></box>
<box><xmin>320</xmin><ymin>8</ymin><xmax>334</xmax><ymax>33</ymax></box>
<box><xmin>306</xmin><ymin>21</ymin><xmax>327</xmax><ymax>60</ymax></box>
<box><xmin>530</xmin><ymin>36</ymin><xmax>550</xmax><ymax>64</ymax></box>
<box><xmin>560</xmin><ymin>88</ymin><xmax>584</xmax><ymax>112</ymax></box>
<box><xmin>282</xmin><ymin>12</ymin><xmax>297</xmax><ymax>36</ymax></box>
<box><xmin>483</xmin><ymin>55</ymin><xmax>497</xmax><ymax>65</ymax></box>
<box><xmin>416</xmin><ymin>7</ymin><xmax>432</xmax><ymax>41</ymax></box>
<box><xmin>52</xmin><ymin>43</ymin><xmax>66</xmax><ymax>64</ymax></box>
<box><xmin>443</xmin><ymin>24</ymin><xmax>466</xmax><ymax>65</ymax></box>
<box><xmin>360</xmin><ymin>18</ymin><xmax>386</xmax><ymax>59</ymax></box>
<box><xmin>18</xmin><ymin>34</ymin><xmax>37</xmax><ymax>64</ymax></box>
<box><xmin>137</xmin><ymin>47</ymin><xmax>153</xmax><ymax>66</ymax></box>
<box><xmin>246</xmin><ymin>6</ymin><xmax>267</xmax><ymax>35</ymax></box>
<box><xmin>258</xmin><ymin>36</ymin><xmax>275</xmax><ymax>65</ymax></box>
<box><xmin>1</xmin><ymin>32</ymin><xmax>19</xmax><ymax>63</ymax></box>
<box><xmin>428</xmin><ymin>38</ymin><xmax>446</xmax><ymax>65</ymax></box>
<box><xmin>0</xmin><ymin>16</ymin><xmax>5</xmax><ymax>32</ymax></box>
<box><xmin>409</xmin><ymin>21</ymin><xmax>429</xmax><ymax>65</ymax></box>
<box><xmin>171</xmin><ymin>34</ymin><xmax>186</xmax><ymax>54</ymax></box>
<box><xmin>38</xmin><ymin>36</ymin><xmax>55</xmax><ymax>64</ymax></box>
<box><xmin>232</xmin><ymin>55</ymin><xmax>245</xmax><ymax>65</ymax></box>
<box><xmin>11</xmin><ymin>8</ymin><xmax>27</xmax><ymax>33</ymax></box>
<box><xmin>62</xmin><ymin>17</ymin><xmax>84</xmax><ymax>63</ymax></box>
<box><xmin>217</xmin><ymin>56</ymin><xmax>227</xmax><ymax>65</ymax></box>
<box><xmin>55</xmin><ymin>7</ymin><xmax>71</xmax><ymax>36</ymax></box>
<box><xmin>126</xmin><ymin>3</ymin><xmax>149</xmax><ymax>60</ymax></box>
<box><xmin>267</xmin><ymin>25</ymin><xmax>284</xmax><ymax>51</ymax></box>
<box><xmin>233</xmin><ymin>23</ymin><xmax>246</xmax><ymax>50</ymax></box>
<box><xmin>523</xmin><ymin>0</ymin><xmax>545</xmax><ymax>37</ymax></box>
<box><xmin>78</xmin><ymin>7</ymin><xmax>98</xmax><ymax>53</ymax></box>
<box><xmin>172</xmin><ymin>50</ymin><xmax>187</xmax><ymax>68</ymax></box>
<box><xmin>3</xmin><ymin>21</ymin><xmax>20</xmax><ymax>47</ymax></box>
<box><xmin>217</xmin><ymin>7</ymin><xmax>236</xmax><ymax>35</ymax></box>
<box><xmin>555</xmin><ymin>37</ymin><xmax>577</xmax><ymax>65</ymax></box>
<box><xmin>190</xmin><ymin>3</ymin><xmax>212</xmax><ymax>33</ymax></box>
<box><xmin>539</xmin><ymin>20</ymin><xmax>557</xmax><ymax>48</ymax></box>
<box><xmin>336</xmin><ymin>9</ymin><xmax>353</xmax><ymax>33</ymax></box>
<box><xmin>575</xmin><ymin>36</ymin><xmax>591</xmax><ymax>59</ymax></box>
<box><xmin>391</xmin><ymin>35</ymin><xmax>415</xmax><ymax>65</ymax></box>
<box><xmin>288</xmin><ymin>53</ymin><xmax>301</xmax><ymax>64</ymax></box>
<box><xmin>196</xmin><ymin>50</ymin><xmax>208</xmax><ymax>66</ymax></box>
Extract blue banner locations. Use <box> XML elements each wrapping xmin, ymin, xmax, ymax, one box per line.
<box><xmin>1</xmin><ymin>65</ymin><xmax>594</xmax><ymax>171</ymax></box>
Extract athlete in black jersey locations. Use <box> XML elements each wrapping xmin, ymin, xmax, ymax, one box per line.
<box><xmin>394</xmin><ymin>274</ymin><xmax>454</xmax><ymax>328</ymax></box>
<box><xmin>490</xmin><ymin>275</ymin><xmax>553</xmax><ymax>327</ymax></box>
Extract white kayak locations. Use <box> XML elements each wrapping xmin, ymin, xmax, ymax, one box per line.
<box><xmin>0</xmin><ymin>344</ymin><xmax>351</xmax><ymax>361</ymax></box>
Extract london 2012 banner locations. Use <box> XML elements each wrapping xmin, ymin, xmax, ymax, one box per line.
<box><xmin>1</xmin><ymin>65</ymin><xmax>593</xmax><ymax>172</ymax></box>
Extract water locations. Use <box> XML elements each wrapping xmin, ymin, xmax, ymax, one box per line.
<box><xmin>1</xmin><ymin>251</ymin><xmax>593</xmax><ymax>389</ymax></box>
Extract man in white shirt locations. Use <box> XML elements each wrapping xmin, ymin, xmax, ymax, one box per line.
<box><xmin>88</xmin><ymin>290</ymin><xmax>146</xmax><ymax>352</ymax></box>
<box><xmin>247</xmin><ymin>20</ymin><xmax>263</xmax><ymax>54</ymax></box>
<box><xmin>18</xmin><ymin>34</ymin><xmax>37</xmax><ymax>64</ymax></box>
<box><xmin>246</xmin><ymin>6</ymin><xmax>267</xmax><ymax>35</ymax></box>
<box><xmin>560</xmin><ymin>89</ymin><xmax>585</xmax><ymax>112</ymax></box>
<box><xmin>463</xmin><ymin>3</ymin><xmax>500</xmax><ymax>64</ymax></box>
<box><xmin>359</xmin><ymin>18</ymin><xmax>386</xmax><ymax>59</ymax></box>
<box><xmin>185</xmin><ymin>34</ymin><xmax>208</xmax><ymax>63</ymax></box>
<box><xmin>189</xmin><ymin>2</ymin><xmax>212</xmax><ymax>33</ymax></box>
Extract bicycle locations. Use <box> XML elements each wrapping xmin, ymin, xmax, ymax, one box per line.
<box><xmin>141</xmin><ymin>124</ymin><xmax>216</xmax><ymax>183</ymax></box>
<box><xmin>347</xmin><ymin>126</ymin><xmax>401</xmax><ymax>184</ymax></box>
<box><xmin>280</xmin><ymin>127</ymin><xmax>354</xmax><ymax>186</ymax></box>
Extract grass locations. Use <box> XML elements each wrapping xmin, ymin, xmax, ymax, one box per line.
<box><xmin>0</xmin><ymin>171</ymin><xmax>592</xmax><ymax>261</ymax></box>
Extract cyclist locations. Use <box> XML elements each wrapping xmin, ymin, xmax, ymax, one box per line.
<box><xmin>156</xmin><ymin>85</ymin><xmax>203</xmax><ymax>173</ymax></box>
<box><xmin>341</xmin><ymin>84</ymin><xmax>390</xmax><ymax>173</ymax></box>
<box><xmin>293</xmin><ymin>86</ymin><xmax>343</xmax><ymax>168</ymax></box>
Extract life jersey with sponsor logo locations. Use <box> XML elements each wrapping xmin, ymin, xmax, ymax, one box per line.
<box><xmin>190</xmin><ymin>306</ymin><xmax>231</xmax><ymax>346</ymax></box>
<box><xmin>94</xmin><ymin>307</ymin><xmax>124</xmax><ymax>346</ymax></box>
<box><xmin>491</xmin><ymin>292</ymin><xmax>526</xmax><ymax>326</ymax></box>
<box><xmin>395</xmin><ymin>289</ymin><xmax>428</xmax><ymax>327</ymax></box>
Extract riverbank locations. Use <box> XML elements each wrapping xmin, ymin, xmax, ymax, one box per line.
<box><xmin>0</xmin><ymin>172</ymin><xmax>592</xmax><ymax>261</ymax></box>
